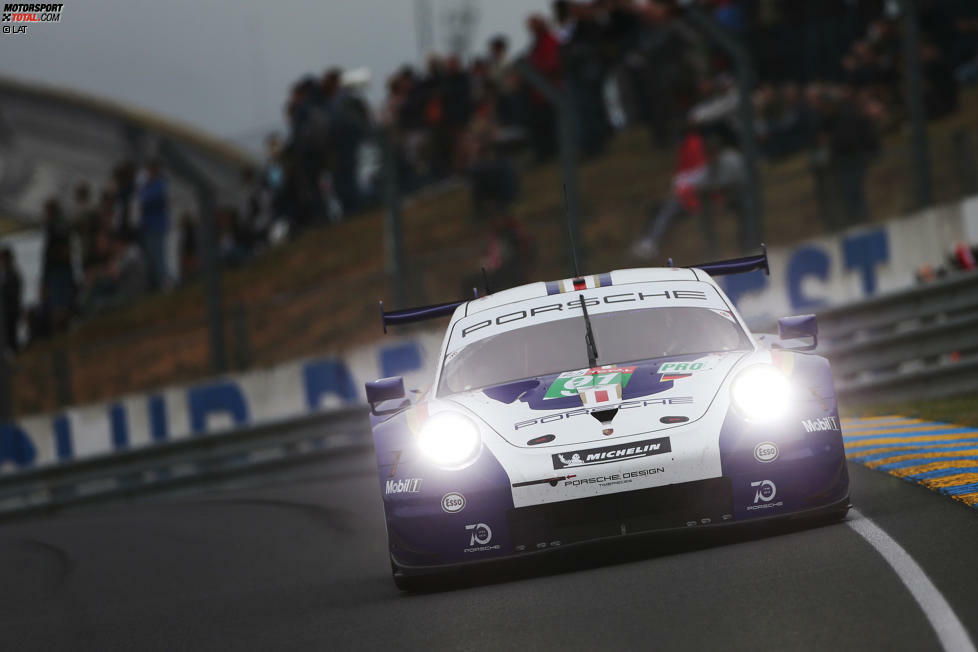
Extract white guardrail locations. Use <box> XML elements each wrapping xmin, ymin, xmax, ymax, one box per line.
<box><xmin>814</xmin><ymin>271</ymin><xmax>978</xmax><ymax>402</ymax></box>
<box><xmin>0</xmin><ymin>331</ymin><xmax>442</xmax><ymax>476</ymax></box>
<box><xmin>0</xmin><ymin>408</ymin><xmax>371</xmax><ymax>520</ymax></box>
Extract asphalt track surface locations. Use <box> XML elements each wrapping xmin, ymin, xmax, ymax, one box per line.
<box><xmin>2</xmin><ymin>440</ymin><xmax>978</xmax><ymax>650</ymax></box>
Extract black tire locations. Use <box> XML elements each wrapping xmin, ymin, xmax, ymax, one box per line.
<box><xmin>830</xmin><ymin>500</ymin><xmax>853</xmax><ymax>521</ymax></box>
<box><xmin>808</xmin><ymin>498</ymin><xmax>852</xmax><ymax>526</ymax></box>
<box><xmin>391</xmin><ymin>557</ymin><xmax>432</xmax><ymax>592</ymax></box>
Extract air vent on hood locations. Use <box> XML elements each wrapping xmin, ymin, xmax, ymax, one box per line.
<box><xmin>591</xmin><ymin>408</ymin><xmax>618</xmax><ymax>424</ymax></box>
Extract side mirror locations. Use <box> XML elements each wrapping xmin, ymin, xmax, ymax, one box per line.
<box><xmin>776</xmin><ymin>314</ymin><xmax>818</xmax><ymax>351</ymax></box>
<box><xmin>365</xmin><ymin>377</ymin><xmax>407</xmax><ymax>415</ymax></box>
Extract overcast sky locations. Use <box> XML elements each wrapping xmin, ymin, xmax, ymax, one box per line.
<box><xmin>0</xmin><ymin>0</ymin><xmax>550</xmax><ymax>150</ymax></box>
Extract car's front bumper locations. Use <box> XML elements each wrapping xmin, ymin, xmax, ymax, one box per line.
<box><xmin>507</xmin><ymin>476</ymin><xmax>736</xmax><ymax>552</ymax></box>
<box><xmin>388</xmin><ymin>446</ymin><xmax>850</xmax><ymax>573</ymax></box>
<box><xmin>384</xmin><ymin>398</ymin><xmax>850</xmax><ymax>572</ymax></box>
<box><xmin>391</xmin><ymin>492</ymin><xmax>851</xmax><ymax>578</ymax></box>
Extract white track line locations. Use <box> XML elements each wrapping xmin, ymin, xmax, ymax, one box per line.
<box><xmin>847</xmin><ymin>508</ymin><xmax>976</xmax><ymax>651</ymax></box>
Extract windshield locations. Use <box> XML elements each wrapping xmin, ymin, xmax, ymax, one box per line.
<box><xmin>438</xmin><ymin>306</ymin><xmax>751</xmax><ymax>395</ymax></box>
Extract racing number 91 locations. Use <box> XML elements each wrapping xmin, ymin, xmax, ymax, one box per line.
<box><xmin>545</xmin><ymin>372</ymin><xmax>624</xmax><ymax>399</ymax></box>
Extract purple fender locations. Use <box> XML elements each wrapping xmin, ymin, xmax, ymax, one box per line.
<box><xmin>372</xmin><ymin>404</ymin><xmax>515</xmax><ymax>567</ymax></box>
<box><xmin>718</xmin><ymin>352</ymin><xmax>848</xmax><ymax>520</ymax></box>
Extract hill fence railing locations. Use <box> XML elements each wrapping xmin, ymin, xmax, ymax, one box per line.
<box><xmin>811</xmin><ymin>271</ymin><xmax>978</xmax><ymax>404</ymax></box>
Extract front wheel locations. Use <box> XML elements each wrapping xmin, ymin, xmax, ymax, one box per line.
<box><xmin>827</xmin><ymin>499</ymin><xmax>852</xmax><ymax>522</ymax></box>
<box><xmin>391</xmin><ymin>557</ymin><xmax>433</xmax><ymax>592</ymax></box>
<box><xmin>791</xmin><ymin>497</ymin><xmax>851</xmax><ymax>526</ymax></box>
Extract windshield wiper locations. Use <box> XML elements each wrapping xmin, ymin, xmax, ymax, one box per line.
<box><xmin>579</xmin><ymin>293</ymin><xmax>598</xmax><ymax>368</ymax></box>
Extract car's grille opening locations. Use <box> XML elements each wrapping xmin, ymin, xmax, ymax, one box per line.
<box><xmin>507</xmin><ymin>477</ymin><xmax>733</xmax><ymax>550</ymax></box>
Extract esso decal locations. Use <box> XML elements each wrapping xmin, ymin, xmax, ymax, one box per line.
<box><xmin>754</xmin><ymin>442</ymin><xmax>779</xmax><ymax>463</ymax></box>
<box><xmin>441</xmin><ymin>492</ymin><xmax>466</xmax><ymax>513</ymax></box>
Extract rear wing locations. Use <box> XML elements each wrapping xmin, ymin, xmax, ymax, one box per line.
<box><xmin>682</xmin><ymin>244</ymin><xmax>769</xmax><ymax>277</ymax></box>
<box><xmin>378</xmin><ymin>245</ymin><xmax>769</xmax><ymax>332</ymax></box>
<box><xmin>379</xmin><ymin>300</ymin><xmax>465</xmax><ymax>334</ymax></box>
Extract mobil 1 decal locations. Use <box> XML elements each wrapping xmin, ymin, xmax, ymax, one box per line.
<box><xmin>544</xmin><ymin>365</ymin><xmax>636</xmax><ymax>400</ymax></box>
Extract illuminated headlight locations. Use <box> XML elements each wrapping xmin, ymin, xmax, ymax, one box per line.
<box><xmin>418</xmin><ymin>412</ymin><xmax>482</xmax><ymax>468</ymax></box>
<box><xmin>730</xmin><ymin>364</ymin><xmax>791</xmax><ymax>422</ymax></box>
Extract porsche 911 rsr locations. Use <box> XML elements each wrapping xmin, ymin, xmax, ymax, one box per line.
<box><xmin>366</xmin><ymin>251</ymin><xmax>850</xmax><ymax>590</ymax></box>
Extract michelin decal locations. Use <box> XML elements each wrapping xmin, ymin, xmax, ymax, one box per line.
<box><xmin>552</xmin><ymin>437</ymin><xmax>671</xmax><ymax>470</ymax></box>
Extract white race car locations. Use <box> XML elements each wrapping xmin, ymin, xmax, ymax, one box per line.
<box><xmin>366</xmin><ymin>251</ymin><xmax>850</xmax><ymax>590</ymax></box>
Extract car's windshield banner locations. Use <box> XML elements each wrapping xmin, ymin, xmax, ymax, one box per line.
<box><xmin>447</xmin><ymin>282</ymin><xmax>728</xmax><ymax>350</ymax></box>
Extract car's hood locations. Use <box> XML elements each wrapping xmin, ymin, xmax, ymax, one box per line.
<box><xmin>444</xmin><ymin>350</ymin><xmax>749</xmax><ymax>448</ymax></box>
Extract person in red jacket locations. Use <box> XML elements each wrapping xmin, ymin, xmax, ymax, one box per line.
<box><xmin>528</xmin><ymin>14</ymin><xmax>561</xmax><ymax>85</ymax></box>
<box><xmin>526</xmin><ymin>14</ymin><xmax>561</xmax><ymax>161</ymax></box>
<box><xmin>632</xmin><ymin>127</ymin><xmax>708</xmax><ymax>259</ymax></box>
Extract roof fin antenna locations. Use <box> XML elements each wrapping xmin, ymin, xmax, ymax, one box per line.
<box><xmin>563</xmin><ymin>183</ymin><xmax>582</xmax><ymax>279</ymax></box>
<box><xmin>579</xmin><ymin>293</ymin><xmax>598</xmax><ymax>368</ymax></box>
<box><xmin>481</xmin><ymin>267</ymin><xmax>492</xmax><ymax>295</ymax></box>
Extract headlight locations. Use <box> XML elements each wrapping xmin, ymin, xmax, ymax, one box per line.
<box><xmin>417</xmin><ymin>412</ymin><xmax>482</xmax><ymax>468</ymax></box>
<box><xmin>730</xmin><ymin>364</ymin><xmax>791</xmax><ymax>422</ymax></box>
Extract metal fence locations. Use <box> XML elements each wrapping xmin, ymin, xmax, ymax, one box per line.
<box><xmin>8</xmin><ymin>117</ymin><xmax>978</xmax><ymax>417</ymax></box>
<box><xmin>815</xmin><ymin>272</ymin><xmax>978</xmax><ymax>404</ymax></box>
<box><xmin>6</xmin><ymin>0</ymin><xmax>978</xmax><ymax>418</ymax></box>
<box><xmin>0</xmin><ymin>407</ymin><xmax>370</xmax><ymax>520</ymax></box>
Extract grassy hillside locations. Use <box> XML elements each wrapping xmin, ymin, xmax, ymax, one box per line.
<box><xmin>11</xmin><ymin>90</ymin><xmax>978</xmax><ymax>415</ymax></box>
<box><xmin>842</xmin><ymin>392</ymin><xmax>978</xmax><ymax>428</ymax></box>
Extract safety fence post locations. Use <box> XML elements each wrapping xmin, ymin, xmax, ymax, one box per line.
<box><xmin>697</xmin><ymin>192</ymin><xmax>718</xmax><ymax>261</ymax></box>
<box><xmin>684</xmin><ymin>7</ymin><xmax>764</xmax><ymax>251</ymax></box>
<box><xmin>901</xmin><ymin>0</ymin><xmax>934</xmax><ymax>210</ymax></box>
<box><xmin>231</xmin><ymin>304</ymin><xmax>251</xmax><ymax>372</ymax></box>
<box><xmin>0</xmin><ymin>287</ymin><xmax>10</xmax><ymax>420</ymax></box>
<box><xmin>380</xmin><ymin>127</ymin><xmax>408</xmax><ymax>308</ymax></box>
<box><xmin>514</xmin><ymin>58</ymin><xmax>585</xmax><ymax>276</ymax></box>
<box><xmin>952</xmin><ymin>129</ymin><xmax>977</xmax><ymax>198</ymax></box>
<box><xmin>157</xmin><ymin>138</ymin><xmax>226</xmax><ymax>374</ymax></box>
<box><xmin>52</xmin><ymin>349</ymin><xmax>72</xmax><ymax>408</ymax></box>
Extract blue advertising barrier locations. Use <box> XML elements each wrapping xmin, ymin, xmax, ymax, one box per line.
<box><xmin>0</xmin><ymin>336</ymin><xmax>440</xmax><ymax>474</ymax></box>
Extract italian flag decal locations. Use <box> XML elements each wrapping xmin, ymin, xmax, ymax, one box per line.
<box><xmin>660</xmin><ymin>373</ymin><xmax>692</xmax><ymax>382</ymax></box>
<box><xmin>578</xmin><ymin>383</ymin><xmax>623</xmax><ymax>406</ymax></box>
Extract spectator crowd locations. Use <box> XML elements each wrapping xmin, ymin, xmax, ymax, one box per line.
<box><xmin>12</xmin><ymin>154</ymin><xmax>287</xmax><ymax>348</ymax></box>
<box><xmin>5</xmin><ymin>0</ymin><xmax>978</xmax><ymax>354</ymax></box>
<box><xmin>262</xmin><ymin>0</ymin><xmax>977</xmax><ymax>266</ymax></box>
<box><xmin>25</xmin><ymin>163</ymin><xmax>169</xmax><ymax>343</ymax></box>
